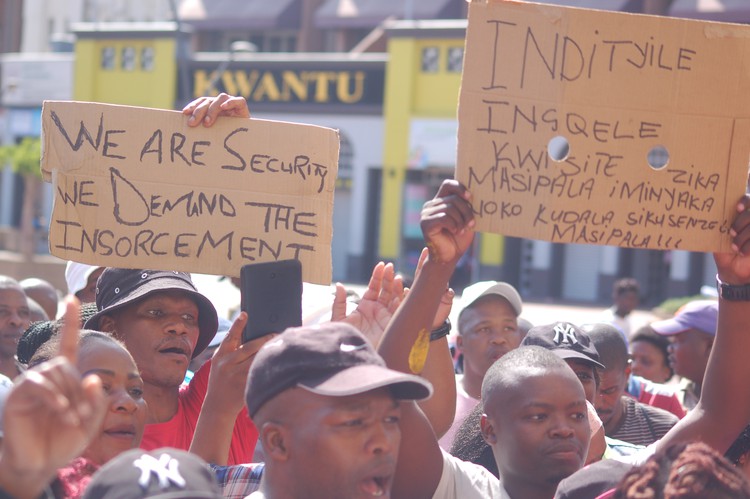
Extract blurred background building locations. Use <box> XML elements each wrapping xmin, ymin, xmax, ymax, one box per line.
<box><xmin>0</xmin><ymin>0</ymin><xmax>746</xmax><ymax>302</ymax></box>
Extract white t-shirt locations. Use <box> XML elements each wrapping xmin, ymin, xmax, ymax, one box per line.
<box><xmin>598</xmin><ymin>307</ymin><xmax>633</xmax><ymax>339</ymax></box>
<box><xmin>439</xmin><ymin>374</ymin><xmax>481</xmax><ymax>450</ymax></box>
<box><xmin>432</xmin><ymin>450</ymin><xmax>509</xmax><ymax>499</ymax></box>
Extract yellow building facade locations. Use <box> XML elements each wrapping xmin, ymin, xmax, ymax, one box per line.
<box><xmin>73</xmin><ymin>23</ymin><xmax>181</xmax><ymax>109</ymax></box>
<box><xmin>379</xmin><ymin>21</ymin><xmax>503</xmax><ymax>278</ymax></box>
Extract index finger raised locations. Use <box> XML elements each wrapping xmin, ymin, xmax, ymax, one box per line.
<box><xmin>57</xmin><ymin>296</ymin><xmax>81</xmax><ymax>364</ymax></box>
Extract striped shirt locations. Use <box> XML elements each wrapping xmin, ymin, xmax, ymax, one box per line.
<box><xmin>608</xmin><ymin>396</ymin><xmax>679</xmax><ymax>446</ymax></box>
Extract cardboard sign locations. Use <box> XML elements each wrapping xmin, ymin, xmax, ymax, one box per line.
<box><xmin>456</xmin><ymin>0</ymin><xmax>750</xmax><ymax>252</ymax></box>
<box><xmin>41</xmin><ymin>101</ymin><xmax>339</xmax><ymax>284</ymax></box>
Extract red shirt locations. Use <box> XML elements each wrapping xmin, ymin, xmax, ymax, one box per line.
<box><xmin>140</xmin><ymin>360</ymin><xmax>258</xmax><ymax>465</ymax></box>
<box><xmin>628</xmin><ymin>375</ymin><xmax>686</xmax><ymax>420</ymax></box>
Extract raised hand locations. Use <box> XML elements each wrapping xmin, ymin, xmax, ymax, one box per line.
<box><xmin>412</xmin><ymin>247</ymin><xmax>455</xmax><ymax>329</ymax></box>
<box><xmin>716</xmin><ymin>194</ymin><xmax>750</xmax><ymax>283</ymax></box>
<box><xmin>191</xmin><ymin>312</ymin><xmax>275</xmax><ymax>465</ymax></box>
<box><xmin>335</xmin><ymin>262</ymin><xmax>403</xmax><ymax>346</ymax></box>
<box><xmin>182</xmin><ymin>93</ymin><xmax>250</xmax><ymax>127</ymax></box>
<box><xmin>420</xmin><ymin>180</ymin><xmax>475</xmax><ymax>266</ymax></box>
<box><xmin>205</xmin><ymin>312</ymin><xmax>274</xmax><ymax>415</ymax></box>
<box><xmin>0</xmin><ymin>297</ymin><xmax>107</xmax><ymax>499</ymax></box>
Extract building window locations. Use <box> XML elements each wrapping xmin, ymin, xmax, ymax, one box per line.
<box><xmin>121</xmin><ymin>46</ymin><xmax>136</xmax><ymax>71</ymax></box>
<box><xmin>101</xmin><ymin>46</ymin><xmax>116</xmax><ymax>70</ymax></box>
<box><xmin>421</xmin><ymin>47</ymin><xmax>440</xmax><ymax>73</ymax></box>
<box><xmin>141</xmin><ymin>47</ymin><xmax>155</xmax><ymax>71</ymax></box>
<box><xmin>446</xmin><ymin>47</ymin><xmax>464</xmax><ymax>73</ymax></box>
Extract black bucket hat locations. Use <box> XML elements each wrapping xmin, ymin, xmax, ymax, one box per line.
<box><xmin>84</xmin><ymin>268</ymin><xmax>218</xmax><ymax>358</ymax></box>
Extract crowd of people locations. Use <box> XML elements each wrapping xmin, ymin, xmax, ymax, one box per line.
<box><xmin>1</xmin><ymin>94</ymin><xmax>750</xmax><ymax>498</ymax></box>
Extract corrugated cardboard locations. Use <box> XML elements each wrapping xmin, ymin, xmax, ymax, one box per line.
<box><xmin>456</xmin><ymin>0</ymin><xmax>750</xmax><ymax>252</ymax></box>
<box><xmin>41</xmin><ymin>101</ymin><xmax>339</xmax><ymax>284</ymax></box>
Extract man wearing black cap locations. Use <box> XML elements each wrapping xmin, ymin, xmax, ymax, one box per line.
<box><xmin>520</xmin><ymin>321</ymin><xmax>605</xmax><ymax>404</ymax></box>
<box><xmin>244</xmin><ymin>322</ymin><xmax>432</xmax><ymax>499</ymax></box>
<box><xmin>84</xmin><ymin>268</ymin><xmax>262</xmax><ymax>465</ymax></box>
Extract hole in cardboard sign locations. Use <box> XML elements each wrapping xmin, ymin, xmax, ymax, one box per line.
<box><xmin>647</xmin><ymin>146</ymin><xmax>670</xmax><ymax>170</ymax></box>
<box><xmin>548</xmin><ymin>136</ymin><xmax>570</xmax><ymax>162</ymax></box>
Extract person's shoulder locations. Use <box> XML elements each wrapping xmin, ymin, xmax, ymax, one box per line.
<box><xmin>434</xmin><ymin>450</ymin><xmax>506</xmax><ymax>499</ymax></box>
<box><xmin>212</xmin><ymin>463</ymin><xmax>265</xmax><ymax>498</ymax></box>
<box><xmin>630</xmin><ymin>376</ymin><xmax>686</xmax><ymax>418</ymax></box>
<box><xmin>635</xmin><ymin>376</ymin><xmax>678</xmax><ymax>397</ymax></box>
<box><xmin>613</xmin><ymin>442</ymin><xmax>658</xmax><ymax>467</ymax></box>
<box><xmin>604</xmin><ymin>436</ymin><xmax>644</xmax><ymax>458</ymax></box>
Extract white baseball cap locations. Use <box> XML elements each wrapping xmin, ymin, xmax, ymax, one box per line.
<box><xmin>65</xmin><ymin>261</ymin><xmax>103</xmax><ymax>296</ymax></box>
<box><xmin>460</xmin><ymin>281</ymin><xmax>522</xmax><ymax>316</ymax></box>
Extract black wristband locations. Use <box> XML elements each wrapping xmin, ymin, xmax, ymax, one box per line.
<box><xmin>716</xmin><ymin>274</ymin><xmax>750</xmax><ymax>301</ymax></box>
<box><xmin>430</xmin><ymin>319</ymin><xmax>451</xmax><ymax>341</ymax></box>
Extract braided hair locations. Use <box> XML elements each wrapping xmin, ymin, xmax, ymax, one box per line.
<box><xmin>16</xmin><ymin>302</ymin><xmax>99</xmax><ymax>365</ymax></box>
<box><xmin>614</xmin><ymin>441</ymin><xmax>750</xmax><ymax>498</ymax></box>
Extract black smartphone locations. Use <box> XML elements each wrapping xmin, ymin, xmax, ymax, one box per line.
<box><xmin>241</xmin><ymin>259</ymin><xmax>303</xmax><ymax>342</ymax></box>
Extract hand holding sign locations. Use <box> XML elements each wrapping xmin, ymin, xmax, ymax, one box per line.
<box><xmin>716</xmin><ymin>195</ymin><xmax>750</xmax><ymax>284</ymax></box>
<box><xmin>183</xmin><ymin>93</ymin><xmax>251</xmax><ymax>127</ymax></box>
<box><xmin>420</xmin><ymin>180</ymin><xmax>475</xmax><ymax>265</ymax></box>
<box><xmin>41</xmin><ymin>101</ymin><xmax>339</xmax><ymax>283</ymax></box>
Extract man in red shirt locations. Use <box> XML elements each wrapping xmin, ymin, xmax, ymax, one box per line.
<box><xmin>85</xmin><ymin>268</ymin><xmax>260</xmax><ymax>465</ymax></box>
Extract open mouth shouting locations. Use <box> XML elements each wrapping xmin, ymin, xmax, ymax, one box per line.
<box><xmin>157</xmin><ymin>341</ymin><xmax>192</xmax><ymax>362</ymax></box>
<box><xmin>359</xmin><ymin>462</ymin><xmax>396</xmax><ymax>498</ymax></box>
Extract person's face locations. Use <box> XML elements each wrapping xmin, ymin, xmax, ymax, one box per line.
<box><xmin>77</xmin><ymin>267</ymin><xmax>104</xmax><ymax>304</ymax></box>
<box><xmin>594</xmin><ymin>368</ymin><xmax>628</xmax><ymax>429</ymax></box>
<box><xmin>457</xmin><ymin>296</ymin><xmax>521</xmax><ymax>380</ymax></box>
<box><xmin>0</xmin><ymin>288</ymin><xmax>30</xmax><ymax>358</ymax></box>
<box><xmin>614</xmin><ymin>290</ymin><xmax>639</xmax><ymax>316</ymax></box>
<box><xmin>79</xmin><ymin>338</ymin><xmax>146</xmax><ymax>465</ymax></box>
<box><xmin>565</xmin><ymin>359</ymin><xmax>598</xmax><ymax>404</ymax></box>
<box><xmin>101</xmin><ymin>291</ymin><xmax>200</xmax><ymax>388</ymax></box>
<box><xmin>482</xmin><ymin>371</ymin><xmax>590</xmax><ymax>490</ymax></box>
<box><xmin>667</xmin><ymin>329</ymin><xmax>713</xmax><ymax>384</ymax></box>
<box><xmin>282</xmin><ymin>387</ymin><xmax>401</xmax><ymax>499</ymax></box>
<box><xmin>630</xmin><ymin>340</ymin><xmax>671</xmax><ymax>384</ymax></box>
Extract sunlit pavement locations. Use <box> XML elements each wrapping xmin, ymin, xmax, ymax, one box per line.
<box><xmin>190</xmin><ymin>274</ymin><xmax>661</xmax><ymax>332</ymax></box>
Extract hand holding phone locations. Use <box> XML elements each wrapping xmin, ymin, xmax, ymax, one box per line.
<box><xmin>240</xmin><ymin>260</ymin><xmax>303</xmax><ymax>342</ymax></box>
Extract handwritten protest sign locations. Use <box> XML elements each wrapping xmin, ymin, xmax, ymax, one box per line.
<box><xmin>41</xmin><ymin>101</ymin><xmax>339</xmax><ymax>284</ymax></box>
<box><xmin>456</xmin><ymin>0</ymin><xmax>750</xmax><ymax>252</ymax></box>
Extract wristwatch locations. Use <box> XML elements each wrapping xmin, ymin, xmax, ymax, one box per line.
<box><xmin>716</xmin><ymin>274</ymin><xmax>750</xmax><ymax>301</ymax></box>
<box><xmin>430</xmin><ymin>319</ymin><xmax>452</xmax><ymax>341</ymax></box>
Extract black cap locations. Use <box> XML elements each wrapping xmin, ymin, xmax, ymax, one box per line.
<box><xmin>521</xmin><ymin>322</ymin><xmax>605</xmax><ymax>369</ymax></box>
<box><xmin>245</xmin><ymin>322</ymin><xmax>433</xmax><ymax>417</ymax></box>
<box><xmin>84</xmin><ymin>268</ymin><xmax>218</xmax><ymax>358</ymax></box>
<box><xmin>82</xmin><ymin>448</ymin><xmax>221</xmax><ymax>498</ymax></box>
